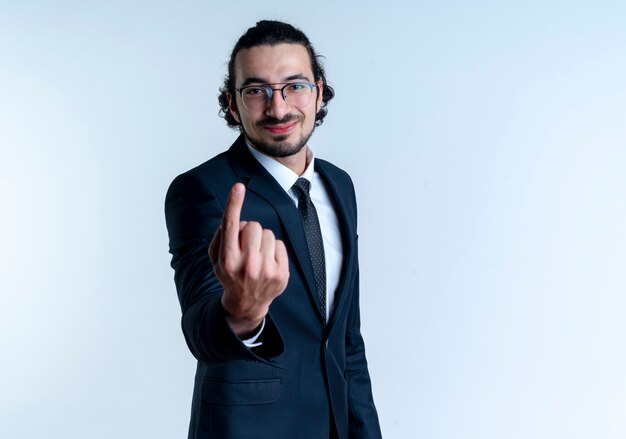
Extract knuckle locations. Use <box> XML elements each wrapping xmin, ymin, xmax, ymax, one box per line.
<box><xmin>241</xmin><ymin>222</ymin><xmax>262</xmax><ymax>241</ymax></box>
<box><xmin>260</xmin><ymin>265</ymin><xmax>276</xmax><ymax>280</ymax></box>
<box><xmin>262</xmin><ymin>229</ymin><xmax>275</xmax><ymax>240</ymax></box>
<box><xmin>244</xmin><ymin>256</ymin><xmax>260</xmax><ymax>277</ymax></box>
<box><xmin>246</xmin><ymin>221</ymin><xmax>262</xmax><ymax>232</ymax></box>
<box><xmin>221</xmin><ymin>257</ymin><xmax>239</xmax><ymax>274</ymax></box>
<box><xmin>223</xmin><ymin>218</ymin><xmax>236</xmax><ymax>231</ymax></box>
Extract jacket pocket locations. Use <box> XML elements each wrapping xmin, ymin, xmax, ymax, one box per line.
<box><xmin>202</xmin><ymin>378</ymin><xmax>281</xmax><ymax>405</ymax></box>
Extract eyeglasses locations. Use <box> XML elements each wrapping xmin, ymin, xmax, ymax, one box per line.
<box><xmin>236</xmin><ymin>82</ymin><xmax>316</xmax><ymax>111</ymax></box>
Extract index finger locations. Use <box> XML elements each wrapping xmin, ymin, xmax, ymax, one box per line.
<box><xmin>221</xmin><ymin>183</ymin><xmax>246</xmax><ymax>255</ymax></box>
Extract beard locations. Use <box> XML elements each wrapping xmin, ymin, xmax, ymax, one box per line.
<box><xmin>244</xmin><ymin>114</ymin><xmax>315</xmax><ymax>158</ymax></box>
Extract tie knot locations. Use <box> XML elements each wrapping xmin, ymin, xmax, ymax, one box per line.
<box><xmin>292</xmin><ymin>178</ymin><xmax>311</xmax><ymax>198</ymax></box>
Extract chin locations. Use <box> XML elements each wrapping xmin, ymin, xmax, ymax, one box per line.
<box><xmin>255</xmin><ymin>140</ymin><xmax>305</xmax><ymax>158</ymax></box>
<box><xmin>247</xmin><ymin>130</ymin><xmax>313</xmax><ymax>159</ymax></box>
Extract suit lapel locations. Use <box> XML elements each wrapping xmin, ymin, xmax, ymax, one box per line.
<box><xmin>227</xmin><ymin>137</ymin><xmax>322</xmax><ymax>321</ymax></box>
<box><xmin>315</xmin><ymin>160</ymin><xmax>357</xmax><ymax>331</ymax></box>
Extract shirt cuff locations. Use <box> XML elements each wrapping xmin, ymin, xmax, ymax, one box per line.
<box><xmin>241</xmin><ymin>318</ymin><xmax>265</xmax><ymax>348</ymax></box>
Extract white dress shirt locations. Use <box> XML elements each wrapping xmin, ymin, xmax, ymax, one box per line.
<box><xmin>241</xmin><ymin>141</ymin><xmax>344</xmax><ymax>346</ymax></box>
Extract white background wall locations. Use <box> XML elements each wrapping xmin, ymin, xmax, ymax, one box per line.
<box><xmin>2</xmin><ymin>1</ymin><xmax>625</xmax><ymax>437</ymax></box>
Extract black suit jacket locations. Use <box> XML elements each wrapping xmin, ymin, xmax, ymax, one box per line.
<box><xmin>165</xmin><ymin>136</ymin><xmax>381</xmax><ymax>439</ymax></box>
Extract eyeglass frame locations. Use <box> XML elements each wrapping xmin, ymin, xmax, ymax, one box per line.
<box><xmin>235</xmin><ymin>82</ymin><xmax>317</xmax><ymax>110</ymax></box>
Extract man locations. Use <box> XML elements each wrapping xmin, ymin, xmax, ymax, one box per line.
<box><xmin>165</xmin><ymin>20</ymin><xmax>382</xmax><ymax>439</ymax></box>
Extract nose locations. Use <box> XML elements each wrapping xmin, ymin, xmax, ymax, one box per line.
<box><xmin>265</xmin><ymin>88</ymin><xmax>289</xmax><ymax>120</ymax></box>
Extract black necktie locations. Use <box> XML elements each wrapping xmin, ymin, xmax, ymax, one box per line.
<box><xmin>292</xmin><ymin>178</ymin><xmax>326</xmax><ymax>321</ymax></box>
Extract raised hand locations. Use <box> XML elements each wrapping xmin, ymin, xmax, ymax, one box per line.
<box><xmin>209</xmin><ymin>183</ymin><xmax>290</xmax><ymax>337</ymax></box>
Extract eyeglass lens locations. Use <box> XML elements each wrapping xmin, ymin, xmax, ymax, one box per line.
<box><xmin>241</xmin><ymin>83</ymin><xmax>313</xmax><ymax>110</ymax></box>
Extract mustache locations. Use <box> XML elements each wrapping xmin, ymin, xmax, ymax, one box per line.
<box><xmin>256</xmin><ymin>114</ymin><xmax>303</xmax><ymax>127</ymax></box>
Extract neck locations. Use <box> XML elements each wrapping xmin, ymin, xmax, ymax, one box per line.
<box><xmin>272</xmin><ymin>146</ymin><xmax>309</xmax><ymax>176</ymax></box>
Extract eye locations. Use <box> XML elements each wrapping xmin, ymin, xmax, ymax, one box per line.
<box><xmin>286</xmin><ymin>83</ymin><xmax>306</xmax><ymax>91</ymax></box>
<box><xmin>243</xmin><ymin>87</ymin><xmax>267</xmax><ymax>96</ymax></box>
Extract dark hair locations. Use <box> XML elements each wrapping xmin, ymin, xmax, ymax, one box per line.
<box><xmin>218</xmin><ymin>20</ymin><xmax>335</xmax><ymax>128</ymax></box>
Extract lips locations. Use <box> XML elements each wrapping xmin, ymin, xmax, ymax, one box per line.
<box><xmin>263</xmin><ymin>122</ymin><xmax>297</xmax><ymax>135</ymax></box>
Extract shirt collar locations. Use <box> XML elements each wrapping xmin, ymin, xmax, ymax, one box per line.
<box><xmin>245</xmin><ymin>138</ymin><xmax>315</xmax><ymax>193</ymax></box>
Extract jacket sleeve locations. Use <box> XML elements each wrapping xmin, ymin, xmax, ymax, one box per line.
<box><xmin>345</xmin><ymin>259</ymin><xmax>383</xmax><ymax>438</ymax></box>
<box><xmin>344</xmin><ymin>182</ymin><xmax>383</xmax><ymax>438</ymax></box>
<box><xmin>164</xmin><ymin>172</ymin><xmax>284</xmax><ymax>365</ymax></box>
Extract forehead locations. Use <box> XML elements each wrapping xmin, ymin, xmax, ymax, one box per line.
<box><xmin>233</xmin><ymin>43</ymin><xmax>313</xmax><ymax>85</ymax></box>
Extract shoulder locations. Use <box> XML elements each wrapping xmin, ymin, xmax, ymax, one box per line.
<box><xmin>166</xmin><ymin>135</ymin><xmax>249</xmax><ymax>201</ymax></box>
<box><xmin>315</xmin><ymin>157</ymin><xmax>357</xmax><ymax>202</ymax></box>
<box><xmin>164</xmin><ymin>148</ymin><xmax>239</xmax><ymax>244</ymax></box>
<box><xmin>314</xmin><ymin>157</ymin><xmax>360</xmax><ymax>230</ymax></box>
<box><xmin>315</xmin><ymin>157</ymin><xmax>350</xmax><ymax>179</ymax></box>
<box><xmin>167</xmin><ymin>151</ymin><xmax>231</xmax><ymax>199</ymax></box>
<box><xmin>315</xmin><ymin>158</ymin><xmax>354</xmax><ymax>189</ymax></box>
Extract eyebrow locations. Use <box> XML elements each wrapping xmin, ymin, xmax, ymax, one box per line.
<box><xmin>239</xmin><ymin>73</ymin><xmax>312</xmax><ymax>88</ymax></box>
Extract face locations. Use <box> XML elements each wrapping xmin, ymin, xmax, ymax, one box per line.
<box><xmin>228</xmin><ymin>43</ymin><xmax>323</xmax><ymax>158</ymax></box>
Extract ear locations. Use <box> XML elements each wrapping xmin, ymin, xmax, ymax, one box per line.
<box><xmin>315</xmin><ymin>80</ymin><xmax>324</xmax><ymax>113</ymax></box>
<box><xmin>227</xmin><ymin>92</ymin><xmax>241</xmax><ymax>123</ymax></box>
